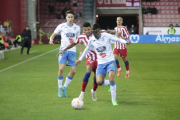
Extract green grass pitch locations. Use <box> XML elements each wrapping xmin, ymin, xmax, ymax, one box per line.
<box><xmin>0</xmin><ymin>43</ymin><xmax>180</xmax><ymax>120</ymax></box>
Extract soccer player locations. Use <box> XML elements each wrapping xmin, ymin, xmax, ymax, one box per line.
<box><xmin>76</xmin><ymin>24</ymin><xmax>131</xmax><ymax>105</ymax></box>
<box><xmin>57</xmin><ymin>22</ymin><xmax>110</xmax><ymax>101</ymax></box>
<box><xmin>49</xmin><ymin>10</ymin><xmax>81</xmax><ymax>98</ymax></box>
<box><xmin>107</xmin><ymin>17</ymin><xmax>130</xmax><ymax>78</ymax></box>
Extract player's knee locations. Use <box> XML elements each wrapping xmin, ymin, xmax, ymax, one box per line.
<box><xmin>96</xmin><ymin>80</ymin><xmax>103</xmax><ymax>85</ymax></box>
<box><xmin>70</xmin><ymin>69</ymin><xmax>76</xmax><ymax>75</ymax></box>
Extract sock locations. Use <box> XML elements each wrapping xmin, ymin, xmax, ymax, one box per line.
<box><xmin>116</xmin><ymin>60</ymin><xmax>120</xmax><ymax>69</ymax></box>
<box><xmin>58</xmin><ymin>76</ymin><xmax>63</xmax><ymax>88</ymax></box>
<box><xmin>125</xmin><ymin>60</ymin><xmax>129</xmax><ymax>72</ymax></box>
<box><xmin>63</xmin><ymin>75</ymin><xmax>72</xmax><ymax>88</ymax></box>
<box><xmin>101</xmin><ymin>79</ymin><xmax>110</xmax><ymax>86</ymax></box>
<box><xmin>81</xmin><ymin>72</ymin><xmax>91</xmax><ymax>92</ymax></box>
<box><xmin>110</xmin><ymin>81</ymin><xmax>116</xmax><ymax>101</ymax></box>
<box><xmin>93</xmin><ymin>78</ymin><xmax>98</xmax><ymax>91</ymax></box>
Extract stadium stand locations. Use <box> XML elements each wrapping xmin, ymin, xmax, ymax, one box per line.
<box><xmin>142</xmin><ymin>0</ymin><xmax>180</xmax><ymax>27</ymax></box>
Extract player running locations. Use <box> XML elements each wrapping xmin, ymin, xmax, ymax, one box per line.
<box><xmin>57</xmin><ymin>22</ymin><xmax>110</xmax><ymax>101</ymax></box>
<box><xmin>76</xmin><ymin>24</ymin><xmax>131</xmax><ymax>105</ymax></box>
<box><xmin>107</xmin><ymin>17</ymin><xmax>130</xmax><ymax>78</ymax></box>
<box><xmin>49</xmin><ymin>10</ymin><xmax>81</xmax><ymax>98</ymax></box>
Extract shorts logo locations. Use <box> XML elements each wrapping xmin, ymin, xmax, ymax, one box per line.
<box><xmin>96</xmin><ymin>46</ymin><xmax>106</xmax><ymax>52</ymax></box>
<box><xmin>66</xmin><ymin>33</ymin><xmax>75</xmax><ymax>38</ymax></box>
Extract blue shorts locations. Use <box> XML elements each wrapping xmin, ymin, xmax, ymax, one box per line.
<box><xmin>96</xmin><ymin>61</ymin><xmax>116</xmax><ymax>77</ymax></box>
<box><xmin>58</xmin><ymin>51</ymin><xmax>77</xmax><ymax>67</ymax></box>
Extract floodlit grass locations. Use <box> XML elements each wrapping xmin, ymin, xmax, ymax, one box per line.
<box><xmin>0</xmin><ymin>44</ymin><xmax>180</xmax><ymax>120</ymax></box>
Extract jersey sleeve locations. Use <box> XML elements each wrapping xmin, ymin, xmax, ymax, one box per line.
<box><xmin>54</xmin><ymin>24</ymin><xmax>62</xmax><ymax>34</ymax></box>
<box><xmin>107</xmin><ymin>33</ymin><xmax>127</xmax><ymax>44</ymax></box>
<box><xmin>76</xmin><ymin>26</ymin><xmax>81</xmax><ymax>38</ymax></box>
<box><xmin>79</xmin><ymin>40</ymin><xmax>93</xmax><ymax>61</ymax></box>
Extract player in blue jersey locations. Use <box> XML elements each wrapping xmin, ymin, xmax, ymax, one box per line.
<box><xmin>49</xmin><ymin>10</ymin><xmax>81</xmax><ymax>98</ymax></box>
<box><xmin>76</xmin><ymin>24</ymin><xmax>131</xmax><ymax>105</ymax></box>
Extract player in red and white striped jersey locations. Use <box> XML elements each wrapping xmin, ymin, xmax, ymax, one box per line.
<box><xmin>57</xmin><ymin>22</ymin><xmax>109</xmax><ymax>101</ymax></box>
<box><xmin>107</xmin><ymin>17</ymin><xmax>130</xmax><ymax>78</ymax></box>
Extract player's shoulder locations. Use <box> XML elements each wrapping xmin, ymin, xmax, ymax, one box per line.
<box><xmin>73</xmin><ymin>23</ymin><xmax>80</xmax><ymax>29</ymax></box>
<box><xmin>77</xmin><ymin>34</ymin><xmax>86</xmax><ymax>39</ymax></box>
<box><xmin>57</xmin><ymin>23</ymin><xmax>66</xmax><ymax>28</ymax></box>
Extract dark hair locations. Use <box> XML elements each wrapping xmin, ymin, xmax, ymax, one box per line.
<box><xmin>83</xmin><ymin>22</ymin><xmax>91</xmax><ymax>27</ymax></box>
<box><xmin>66</xmin><ymin>10</ymin><xmax>74</xmax><ymax>16</ymax></box>
<box><xmin>92</xmin><ymin>24</ymin><xmax>101</xmax><ymax>30</ymax></box>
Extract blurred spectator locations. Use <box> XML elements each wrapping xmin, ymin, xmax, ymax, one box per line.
<box><xmin>62</xmin><ymin>7</ymin><xmax>67</xmax><ymax>19</ymax></box>
<box><xmin>75</xmin><ymin>10</ymin><xmax>81</xmax><ymax>19</ymax></box>
<box><xmin>167</xmin><ymin>24</ymin><xmax>176</xmax><ymax>35</ymax></box>
<box><xmin>13</xmin><ymin>34</ymin><xmax>21</xmax><ymax>47</ymax></box>
<box><xmin>175</xmin><ymin>23</ymin><xmax>179</xmax><ymax>27</ymax></box>
<box><xmin>0</xmin><ymin>22</ymin><xmax>4</xmax><ymax>33</ymax></box>
<box><xmin>130</xmin><ymin>24</ymin><xmax>137</xmax><ymax>34</ymax></box>
<box><xmin>151</xmin><ymin>6</ymin><xmax>157</xmax><ymax>14</ymax></box>
<box><xmin>73</xmin><ymin>0</ymin><xmax>78</xmax><ymax>7</ymax></box>
<box><xmin>48</xmin><ymin>3</ymin><xmax>54</xmax><ymax>15</ymax></box>
<box><xmin>67</xmin><ymin>6</ymin><xmax>72</xmax><ymax>11</ymax></box>
<box><xmin>39</xmin><ymin>27</ymin><xmax>45</xmax><ymax>44</ymax></box>
<box><xmin>125</xmin><ymin>25</ymin><xmax>130</xmax><ymax>33</ymax></box>
<box><xmin>56</xmin><ymin>11</ymin><xmax>61</xmax><ymax>19</ymax></box>
<box><xmin>0</xmin><ymin>33</ymin><xmax>4</xmax><ymax>50</ymax></box>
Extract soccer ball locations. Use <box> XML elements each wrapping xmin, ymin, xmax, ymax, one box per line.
<box><xmin>71</xmin><ymin>98</ymin><xmax>84</xmax><ymax>109</ymax></box>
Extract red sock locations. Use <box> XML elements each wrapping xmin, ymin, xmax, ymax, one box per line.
<box><xmin>81</xmin><ymin>82</ymin><xmax>88</xmax><ymax>92</ymax></box>
<box><xmin>93</xmin><ymin>83</ymin><xmax>98</xmax><ymax>91</ymax></box>
<box><xmin>115</xmin><ymin>60</ymin><xmax>120</xmax><ymax>69</ymax></box>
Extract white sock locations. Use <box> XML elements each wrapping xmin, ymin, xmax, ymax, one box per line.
<box><xmin>126</xmin><ymin>70</ymin><xmax>130</xmax><ymax>73</ymax></box>
<box><xmin>110</xmin><ymin>83</ymin><xmax>116</xmax><ymax>101</ymax></box>
<box><xmin>118</xmin><ymin>67</ymin><xmax>121</xmax><ymax>71</ymax></box>
<box><xmin>58</xmin><ymin>76</ymin><xmax>63</xmax><ymax>88</ymax></box>
<box><xmin>63</xmin><ymin>75</ymin><xmax>73</xmax><ymax>88</ymax></box>
<box><xmin>101</xmin><ymin>79</ymin><xmax>110</xmax><ymax>86</ymax></box>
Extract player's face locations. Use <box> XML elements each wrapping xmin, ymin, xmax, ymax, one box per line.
<box><xmin>83</xmin><ymin>26</ymin><xmax>92</xmax><ymax>37</ymax></box>
<box><xmin>117</xmin><ymin>18</ymin><xmax>123</xmax><ymax>26</ymax></box>
<box><xmin>92</xmin><ymin>29</ymin><xmax>101</xmax><ymax>39</ymax></box>
<box><xmin>66</xmin><ymin>13</ymin><xmax>74</xmax><ymax>25</ymax></box>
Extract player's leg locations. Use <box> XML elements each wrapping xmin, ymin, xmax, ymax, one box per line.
<box><xmin>121</xmin><ymin>48</ymin><xmax>130</xmax><ymax>78</ymax></box>
<box><xmin>63</xmin><ymin>51</ymin><xmax>77</xmax><ymax>97</ymax></box>
<box><xmin>57</xmin><ymin>51</ymin><xmax>68</xmax><ymax>97</ymax></box>
<box><xmin>113</xmin><ymin>48</ymin><xmax>122</xmax><ymax>77</ymax></box>
<box><xmin>79</xmin><ymin>64</ymin><xmax>92</xmax><ymax>99</ymax></box>
<box><xmin>107</xmin><ymin>61</ymin><xmax>118</xmax><ymax>105</ymax></box>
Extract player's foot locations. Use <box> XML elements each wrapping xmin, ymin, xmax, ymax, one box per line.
<box><xmin>108</xmin><ymin>85</ymin><xmax>110</xmax><ymax>92</ymax></box>
<box><xmin>117</xmin><ymin>69</ymin><xmax>123</xmax><ymax>77</ymax></box>
<box><xmin>91</xmin><ymin>89</ymin><xmax>97</xmax><ymax>101</ymax></box>
<box><xmin>125</xmin><ymin>72</ymin><xmax>130</xmax><ymax>78</ymax></box>
<box><xmin>62</xmin><ymin>86</ymin><xmax>68</xmax><ymax>97</ymax></box>
<box><xmin>112</xmin><ymin>100</ymin><xmax>118</xmax><ymax>106</ymax></box>
<box><xmin>79</xmin><ymin>92</ymin><xmax>85</xmax><ymax>99</ymax></box>
<box><xmin>58</xmin><ymin>88</ymin><xmax>63</xmax><ymax>98</ymax></box>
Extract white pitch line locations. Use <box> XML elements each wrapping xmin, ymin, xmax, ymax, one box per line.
<box><xmin>0</xmin><ymin>48</ymin><xmax>58</xmax><ymax>73</ymax></box>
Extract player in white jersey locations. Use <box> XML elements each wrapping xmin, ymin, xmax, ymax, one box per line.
<box><xmin>76</xmin><ymin>24</ymin><xmax>131</xmax><ymax>105</ymax></box>
<box><xmin>107</xmin><ymin>17</ymin><xmax>130</xmax><ymax>78</ymax></box>
<box><xmin>49</xmin><ymin>10</ymin><xmax>81</xmax><ymax>98</ymax></box>
<box><xmin>57</xmin><ymin>22</ymin><xmax>110</xmax><ymax>101</ymax></box>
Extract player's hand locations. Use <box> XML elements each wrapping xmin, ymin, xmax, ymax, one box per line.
<box><xmin>126</xmin><ymin>40</ymin><xmax>131</xmax><ymax>45</ymax></box>
<box><xmin>116</xmin><ymin>31</ymin><xmax>121</xmax><ymax>38</ymax></box>
<box><xmin>49</xmin><ymin>40</ymin><xmax>54</xmax><ymax>45</ymax></box>
<box><xmin>76</xmin><ymin>60</ymin><xmax>81</xmax><ymax>65</ymax></box>
<box><xmin>56</xmin><ymin>50</ymin><xmax>64</xmax><ymax>57</ymax></box>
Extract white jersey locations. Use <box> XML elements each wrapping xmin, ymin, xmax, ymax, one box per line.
<box><xmin>54</xmin><ymin>22</ymin><xmax>80</xmax><ymax>52</ymax></box>
<box><xmin>75</xmin><ymin>33</ymin><xmax>97</xmax><ymax>61</ymax></box>
<box><xmin>79</xmin><ymin>33</ymin><xmax>127</xmax><ymax>64</ymax></box>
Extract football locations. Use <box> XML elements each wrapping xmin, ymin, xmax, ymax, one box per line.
<box><xmin>71</xmin><ymin>98</ymin><xmax>84</xmax><ymax>109</ymax></box>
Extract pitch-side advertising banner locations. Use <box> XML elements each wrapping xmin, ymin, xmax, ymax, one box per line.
<box><xmin>96</xmin><ymin>0</ymin><xmax>140</xmax><ymax>7</ymax></box>
<box><xmin>144</xmin><ymin>27</ymin><xmax>180</xmax><ymax>35</ymax></box>
<box><xmin>127</xmin><ymin>35</ymin><xmax>180</xmax><ymax>43</ymax></box>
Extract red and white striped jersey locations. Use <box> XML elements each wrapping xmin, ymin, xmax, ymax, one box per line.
<box><xmin>114</xmin><ymin>26</ymin><xmax>130</xmax><ymax>49</ymax></box>
<box><xmin>75</xmin><ymin>33</ymin><xmax>97</xmax><ymax>61</ymax></box>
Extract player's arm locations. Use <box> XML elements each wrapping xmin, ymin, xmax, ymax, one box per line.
<box><xmin>76</xmin><ymin>41</ymin><xmax>92</xmax><ymax>65</ymax></box>
<box><xmin>106</xmin><ymin>29</ymin><xmax>116</xmax><ymax>34</ymax></box>
<box><xmin>49</xmin><ymin>33</ymin><xmax>57</xmax><ymax>45</ymax></box>
<box><xmin>77</xmin><ymin>43</ymin><xmax>83</xmax><ymax>57</ymax></box>
<box><xmin>110</xmin><ymin>35</ymin><xmax>131</xmax><ymax>45</ymax></box>
<box><xmin>56</xmin><ymin>42</ymin><xmax>77</xmax><ymax>56</ymax></box>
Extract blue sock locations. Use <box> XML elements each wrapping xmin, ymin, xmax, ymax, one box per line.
<box><xmin>83</xmin><ymin>72</ymin><xmax>91</xmax><ymax>83</ymax></box>
<box><xmin>58</xmin><ymin>76</ymin><xmax>63</xmax><ymax>80</ymax></box>
<box><xmin>125</xmin><ymin>61</ymin><xmax>129</xmax><ymax>66</ymax></box>
<box><xmin>94</xmin><ymin>78</ymin><xmax>97</xmax><ymax>85</ymax></box>
<box><xmin>67</xmin><ymin>75</ymin><xmax>72</xmax><ymax>80</ymax></box>
<box><xmin>116</xmin><ymin>60</ymin><xmax>119</xmax><ymax>65</ymax></box>
<box><xmin>110</xmin><ymin>81</ymin><xmax>115</xmax><ymax>86</ymax></box>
